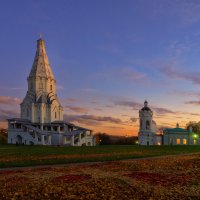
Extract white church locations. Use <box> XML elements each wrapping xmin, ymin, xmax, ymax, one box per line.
<box><xmin>138</xmin><ymin>100</ymin><xmax>200</xmax><ymax>145</ymax></box>
<box><xmin>7</xmin><ymin>38</ymin><xmax>95</xmax><ymax>146</ymax></box>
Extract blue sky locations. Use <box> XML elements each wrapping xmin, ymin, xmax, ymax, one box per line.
<box><xmin>1</xmin><ymin>0</ymin><xmax>200</xmax><ymax>135</ymax></box>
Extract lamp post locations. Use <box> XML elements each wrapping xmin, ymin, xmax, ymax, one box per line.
<box><xmin>193</xmin><ymin>134</ymin><xmax>198</xmax><ymax>145</ymax></box>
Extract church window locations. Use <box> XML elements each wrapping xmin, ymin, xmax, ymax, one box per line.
<box><xmin>55</xmin><ymin>112</ymin><xmax>57</xmax><ymax>119</ymax></box>
<box><xmin>176</xmin><ymin>138</ymin><xmax>180</xmax><ymax>145</ymax></box>
<box><xmin>183</xmin><ymin>139</ymin><xmax>187</xmax><ymax>145</ymax></box>
<box><xmin>146</xmin><ymin>120</ymin><xmax>150</xmax><ymax>130</ymax></box>
<box><xmin>50</xmin><ymin>85</ymin><xmax>52</xmax><ymax>91</ymax></box>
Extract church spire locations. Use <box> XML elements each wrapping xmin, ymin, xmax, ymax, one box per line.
<box><xmin>29</xmin><ymin>38</ymin><xmax>54</xmax><ymax>79</ymax></box>
<box><xmin>21</xmin><ymin>38</ymin><xmax>63</xmax><ymax>123</ymax></box>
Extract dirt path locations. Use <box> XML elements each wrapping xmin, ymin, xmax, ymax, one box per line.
<box><xmin>0</xmin><ymin>152</ymin><xmax>199</xmax><ymax>171</ymax></box>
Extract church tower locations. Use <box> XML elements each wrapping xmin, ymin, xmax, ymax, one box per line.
<box><xmin>8</xmin><ymin>38</ymin><xmax>95</xmax><ymax>146</ymax></box>
<box><xmin>20</xmin><ymin>38</ymin><xmax>63</xmax><ymax>123</ymax></box>
<box><xmin>138</xmin><ymin>100</ymin><xmax>155</xmax><ymax>145</ymax></box>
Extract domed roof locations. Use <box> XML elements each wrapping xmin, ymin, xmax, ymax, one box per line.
<box><xmin>140</xmin><ymin>100</ymin><xmax>152</xmax><ymax>111</ymax></box>
<box><xmin>141</xmin><ymin>106</ymin><xmax>151</xmax><ymax>111</ymax></box>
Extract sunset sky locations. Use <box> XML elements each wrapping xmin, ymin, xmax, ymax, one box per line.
<box><xmin>1</xmin><ymin>0</ymin><xmax>200</xmax><ymax>136</ymax></box>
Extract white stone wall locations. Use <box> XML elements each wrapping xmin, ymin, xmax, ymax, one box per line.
<box><xmin>139</xmin><ymin>131</ymin><xmax>155</xmax><ymax>145</ymax></box>
<box><xmin>8</xmin><ymin>130</ymin><xmax>39</xmax><ymax>145</ymax></box>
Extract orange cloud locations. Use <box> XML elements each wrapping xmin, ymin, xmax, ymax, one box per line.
<box><xmin>65</xmin><ymin>106</ymin><xmax>88</xmax><ymax>114</ymax></box>
<box><xmin>0</xmin><ymin>96</ymin><xmax>21</xmax><ymax>105</ymax></box>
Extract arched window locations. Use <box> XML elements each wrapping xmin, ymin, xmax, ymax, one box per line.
<box><xmin>183</xmin><ymin>139</ymin><xmax>187</xmax><ymax>145</ymax></box>
<box><xmin>146</xmin><ymin>120</ymin><xmax>150</xmax><ymax>130</ymax></box>
<box><xmin>176</xmin><ymin>138</ymin><xmax>180</xmax><ymax>145</ymax></box>
<box><xmin>55</xmin><ymin>112</ymin><xmax>57</xmax><ymax>119</ymax></box>
<box><xmin>50</xmin><ymin>85</ymin><xmax>52</xmax><ymax>91</ymax></box>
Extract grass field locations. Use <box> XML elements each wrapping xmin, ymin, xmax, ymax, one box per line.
<box><xmin>1</xmin><ymin>144</ymin><xmax>200</xmax><ymax>168</ymax></box>
<box><xmin>0</xmin><ymin>154</ymin><xmax>200</xmax><ymax>199</ymax></box>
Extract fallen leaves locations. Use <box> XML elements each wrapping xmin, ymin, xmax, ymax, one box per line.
<box><xmin>0</xmin><ymin>154</ymin><xmax>200</xmax><ymax>199</ymax></box>
<box><xmin>54</xmin><ymin>174</ymin><xmax>92</xmax><ymax>182</ymax></box>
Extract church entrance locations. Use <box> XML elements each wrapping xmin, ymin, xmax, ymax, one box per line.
<box><xmin>16</xmin><ymin>135</ymin><xmax>22</xmax><ymax>144</ymax></box>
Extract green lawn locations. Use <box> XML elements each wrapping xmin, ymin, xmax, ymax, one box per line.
<box><xmin>0</xmin><ymin>144</ymin><xmax>200</xmax><ymax>168</ymax></box>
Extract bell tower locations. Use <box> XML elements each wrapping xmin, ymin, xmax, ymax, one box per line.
<box><xmin>138</xmin><ymin>101</ymin><xmax>155</xmax><ymax>145</ymax></box>
<box><xmin>20</xmin><ymin>38</ymin><xmax>63</xmax><ymax>123</ymax></box>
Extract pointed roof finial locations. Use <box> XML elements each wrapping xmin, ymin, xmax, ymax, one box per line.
<box><xmin>39</xmin><ymin>33</ymin><xmax>42</xmax><ymax>39</ymax></box>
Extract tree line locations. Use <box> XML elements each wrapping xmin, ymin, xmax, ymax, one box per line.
<box><xmin>95</xmin><ymin>133</ymin><xmax>138</xmax><ymax>145</ymax></box>
<box><xmin>0</xmin><ymin>129</ymin><xmax>7</xmax><ymax>144</ymax></box>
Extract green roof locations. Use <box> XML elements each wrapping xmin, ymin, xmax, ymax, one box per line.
<box><xmin>164</xmin><ymin>127</ymin><xmax>190</xmax><ymax>134</ymax></box>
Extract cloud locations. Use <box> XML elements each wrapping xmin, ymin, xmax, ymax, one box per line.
<box><xmin>64</xmin><ymin>114</ymin><xmax>124</xmax><ymax>126</ymax></box>
<box><xmin>91</xmin><ymin>101</ymin><xmax>98</xmax><ymax>104</ymax></box>
<box><xmin>105</xmin><ymin>105</ymin><xmax>113</xmax><ymax>108</ymax></box>
<box><xmin>169</xmin><ymin>90</ymin><xmax>200</xmax><ymax>98</ymax></box>
<box><xmin>130</xmin><ymin>117</ymin><xmax>137</xmax><ymax>123</ymax></box>
<box><xmin>185</xmin><ymin>101</ymin><xmax>200</xmax><ymax>106</ymax></box>
<box><xmin>114</xmin><ymin>100</ymin><xmax>142</xmax><ymax>110</ymax></box>
<box><xmin>94</xmin><ymin>108</ymin><xmax>102</xmax><ymax>111</ymax></box>
<box><xmin>95</xmin><ymin>67</ymin><xmax>147</xmax><ymax>84</ymax></box>
<box><xmin>0</xmin><ymin>108</ymin><xmax>20</xmax><ymax>120</ymax></box>
<box><xmin>153</xmin><ymin>107</ymin><xmax>175</xmax><ymax>115</ymax></box>
<box><xmin>148</xmin><ymin>0</ymin><xmax>200</xmax><ymax>27</ymax></box>
<box><xmin>115</xmin><ymin>99</ymin><xmax>182</xmax><ymax>115</ymax></box>
<box><xmin>118</xmin><ymin>67</ymin><xmax>146</xmax><ymax>81</ymax></box>
<box><xmin>167</xmin><ymin>40</ymin><xmax>191</xmax><ymax>58</ymax></box>
<box><xmin>0</xmin><ymin>96</ymin><xmax>21</xmax><ymax>105</ymax></box>
<box><xmin>178</xmin><ymin>1</ymin><xmax>200</xmax><ymax>26</ymax></box>
<box><xmin>65</xmin><ymin>106</ymin><xmax>88</xmax><ymax>114</ymax></box>
<box><xmin>61</xmin><ymin>98</ymin><xmax>78</xmax><ymax>103</ymax></box>
<box><xmin>159</xmin><ymin>65</ymin><xmax>200</xmax><ymax>85</ymax></box>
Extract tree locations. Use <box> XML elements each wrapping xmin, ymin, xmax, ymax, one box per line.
<box><xmin>95</xmin><ymin>133</ymin><xmax>111</xmax><ymax>145</ymax></box>
<box><xmin>186</xmin><ymin>121</ymin><xmax>200</xmax><ymax>133</ymax></box>
<box><xmin>0</xmin><ymin>129</ymin><xmax>7</xmax><ymax>144</ymax></box>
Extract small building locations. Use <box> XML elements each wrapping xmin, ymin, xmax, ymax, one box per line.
<box><xmin>163</xmin><ymin>124</ymin><xmax>200</xmax><ymax>145</ymax></box>
<box><xmin>7</xmin><ymin>38</ymin><xmax>95</xmax><ymax>146</ymax></box>
<box><xmin>138</xmin><ymin>100</ymin><xmax>200</xmax><ymax>146</ymax></box>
